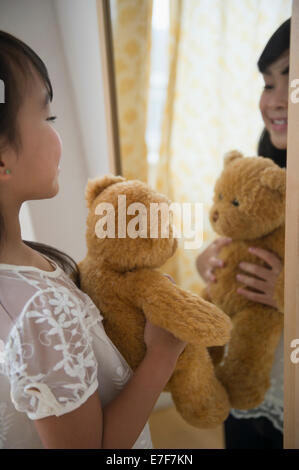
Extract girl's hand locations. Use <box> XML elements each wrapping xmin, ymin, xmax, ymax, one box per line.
<box><xmin>195</xmin><ymin>238</ymin><xmax>232</xmax><ymax>284</ymax></box>
<box><xmin>144</xmin><ymin>319</ymin><xmax>187</xmax><ymax>360</ymax></box>
<box><xmin>236</xmin><ymin>246</ymin><xmax>283</xmax><ymax>310</ymax></box>
<box><xmin>144</xmin><ymin>272</ymin><xmax>186</xmax><ymax>360</ymax></box>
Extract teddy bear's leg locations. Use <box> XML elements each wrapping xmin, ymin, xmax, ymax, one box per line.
<box><xmin>215</xmin><ymin>304</ymin><xmax>283</xmax><ymax>409</ymax></box>
<box><xmin>166</xmin><ymin>344</ymin><xmax>230</xmax><ymax>428</ymax></box>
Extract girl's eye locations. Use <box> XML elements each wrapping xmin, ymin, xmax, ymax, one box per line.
<box><xmin>47</xmin><ymin>115</ymin><xmax>57</xmax><ymax>122</ymax></box>
<box><xmin>232</xmin><ymin>198</ymin><xmax>239</xmax><ymax>207</ymax></box>
<box><xmin>264</xmin><ymin>84</ymin><xmax>273</xmax><ymax>90</ymax></box>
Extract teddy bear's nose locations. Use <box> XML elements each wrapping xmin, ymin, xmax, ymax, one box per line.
<box><xmin>212</xmin><ymin>210</ymin><xmax>219</xmax><ymax>222</ymax></box>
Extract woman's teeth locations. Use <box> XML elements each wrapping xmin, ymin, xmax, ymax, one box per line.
<box><xmin>272</xmin><ymin>119</ymin><xmax>287</xmax><ymax>124</ymax></box>
<box><xmin>270</xmin><ymin>118</ymin><xmax>287</xmax><ymax>132</ymax></box>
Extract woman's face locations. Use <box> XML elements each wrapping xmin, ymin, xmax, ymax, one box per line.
<box><xmin>259</xmin><ymin>49</ymin><xmax>289</xmax><ymax>150</ymax></box>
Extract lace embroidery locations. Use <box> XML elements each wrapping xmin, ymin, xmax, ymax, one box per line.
<box><xmin>4</xmin><ymin>285</ymin><xmax>99</xmax><ymax>419</ymax></box>
<box><xmin>230</xmin><ymin>402</ymin><xmax>283</xmax><ymax>433</ymax></box>
<box><xmin>0</xmin><ymin>264</ymin><xmax>152</xmax><ymax>448</ymax></box>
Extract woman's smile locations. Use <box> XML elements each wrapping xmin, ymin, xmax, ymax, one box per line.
<box><xmin>269</xmin><ymin>117</ymin><xmax>288</xmax><ymax>132</ymax></box>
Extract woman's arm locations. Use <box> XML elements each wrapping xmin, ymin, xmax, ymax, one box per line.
<box><xmin>196</xmin><ymin>241</ymin><xmax>283</xmax><ymax>311</ymax></box>
<box><xmin>236</xmin><ymin>246</ymin><xmax>283</xmax><ymax>310</ymax></box>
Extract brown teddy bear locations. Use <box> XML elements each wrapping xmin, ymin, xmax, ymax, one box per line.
<box><xmin>77</xmin><ymin>175</ymin><xmax>232</xmax><ymax>428</ymax></box>
<box><xmin>204</xmin><ymin>150</ymin><xmax>285</xmax><ymax>410</ymax></box>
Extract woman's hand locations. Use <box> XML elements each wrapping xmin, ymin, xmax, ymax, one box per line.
<box><xmin>195</xmin><ymin>238</ymin><xmax>232</xmax><ymax>284</ymax></box>
<box><xmin>236</xmin><ymin>246</ymin><xmax>283</xmax><ymax>310</ymax></box>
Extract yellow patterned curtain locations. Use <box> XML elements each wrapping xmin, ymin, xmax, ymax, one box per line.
<box><xmin>111</xmin><ymin>0</ymin><xmax>153</xmax><ymax>182</ymax></box>
<box><xmin>155</xmin><ymin>0</ymin><xmax>292</xmax><ymax>294</ymax></box>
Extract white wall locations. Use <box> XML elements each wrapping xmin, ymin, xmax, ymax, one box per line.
<box><xmin>0</xmin><ymin>0</ymin><xmax>110</xmax><ymax>262</ymax></box>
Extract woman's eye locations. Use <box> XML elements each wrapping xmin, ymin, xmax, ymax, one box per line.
<box><xmin>47</xmin><ymin>115</ymin><xmax>57</xmax><ymax>122</ymax></box>
<box><xmin>232</xmin><ymin>198</ymin><xmax>239</xmax><ymax>207</ymax></box>
<box><xmin>264</xmin><ymin>84</ymin><xmax>273</xmax><ymax>90</ymax></box>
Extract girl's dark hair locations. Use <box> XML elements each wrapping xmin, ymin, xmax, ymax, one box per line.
<box><xmin>257</xmin><ymin>128</ymin><xmax>286</xmax><ymax>169</ymax></box>
<box><xmin>0</xmin><ymin>30</ymin><xmax>80</xmax><ymax>286</ymax></box>
<box><xmin>257</xmin><ymin>18</ymin><xmax>290</xmax><ymax>168</ymax></box>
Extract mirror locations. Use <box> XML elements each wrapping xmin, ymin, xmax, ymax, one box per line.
<box><xmin>104</xmin><ymin>0</ymin><xmax>293</xmax><ymax>449</ymax></box>
<box><xmin>1</xmin><ymin>0</ymin><xmax>297</xmax><ymax>451</ymax></box>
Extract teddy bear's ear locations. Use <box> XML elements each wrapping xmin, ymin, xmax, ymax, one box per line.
<box><xmin>260</xmin><ymin>167</ymin><xmax>286</xmax><ymax>194</ymax></box>
<box><xmin>223</xmin><ymin>150</ymin><xmax>244</xmax><ymax>167</ymax></box>
<box><xmin>85</xmin><ymin>174</ymin><xmax>126</xmax><ymax>208</ymax></box>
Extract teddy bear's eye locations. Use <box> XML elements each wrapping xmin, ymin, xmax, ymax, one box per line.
<box><xmin>232</xmin><ymin>198</ymin><xmax>239</xmax><ymax>207</ymax></box>
<box><xmin>219</xmin><ymin>193</ymin><xmax>223</xmax><ymax>200</ymax></box>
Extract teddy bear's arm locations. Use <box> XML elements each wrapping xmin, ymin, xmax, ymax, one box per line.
<box><xmin>122</xmin><ymin>269</ymin><xmax>232</xmax><ymax>347</ymax></box>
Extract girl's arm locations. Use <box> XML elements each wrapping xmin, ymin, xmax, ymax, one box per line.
<box><xmin>33</xmin><ymin>322</ymin><xmax>185</xmax><ymax>449</ymax></box>
<box><xmin>102</xmin><ymin>347</ymin><xmax>177</xmax><ymax>449</ymax></box>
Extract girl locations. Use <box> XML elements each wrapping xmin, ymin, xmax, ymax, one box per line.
<box><xmin>0</xmin><ymin>30</ymin><xmax>187</xmax><ymax>449</ymax></box>
<box><xmin>196</xmin><ymin>18</ymin><xmax>289</xmax><ymax>449</ymax></box>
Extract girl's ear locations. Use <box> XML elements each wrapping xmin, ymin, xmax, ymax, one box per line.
<box><xmin>85</xmin><ymin>174</ymin><xmax>125</xmax><ymax>208</ymax></box>
<box><xmin>260</xmin><ymin>167</ymin><xmax>286</xmax><ymax>194</ymax></box>
<box><xmin>223</xmin><ymin>150</ymin><xmax>244</xmax><ymax>167</ymax></box>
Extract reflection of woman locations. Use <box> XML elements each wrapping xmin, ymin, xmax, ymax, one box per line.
<box><xmin>196</xmin><ymin>18</ymin><xmax>289</xmax><ymax>449</ymax></box>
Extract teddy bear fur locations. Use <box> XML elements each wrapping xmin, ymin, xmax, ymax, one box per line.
<box><xmin>204</xmin><ymin>150</ymin><xmax>285</xmax><ymax>410</ymax></box>
<box><xmin>77</xmin><ymin>174</ymin><xmax>233</xmax><ymax>428</ymax></box>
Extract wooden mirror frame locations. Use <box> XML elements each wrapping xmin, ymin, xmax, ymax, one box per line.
<box><xmin>96</xmin><ymin>0</ymin><xmax>122</xmax><ymax>175</ymax></box>
<box><xmin>284</xmin><ymin>0</ymin><xmax>299</xmax><ymax>450</ymax></box>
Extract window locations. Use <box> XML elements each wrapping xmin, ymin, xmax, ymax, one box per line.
<box><xmin>146</xmin><ymin>0</ymin><xmax>170</xmax><ymax>168</ymax></box>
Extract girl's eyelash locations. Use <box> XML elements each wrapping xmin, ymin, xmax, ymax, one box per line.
<box><xmin>47</xmin><ymin>115</ymin><xmax>57</xmax><ymax>122</ymax></box>
<box><xmin>264</xmin><ymin>85</ymin><xmax>273</xmax><ymax>90</ymax></box>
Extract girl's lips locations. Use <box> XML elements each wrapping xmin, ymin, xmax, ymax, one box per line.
<box><xmin>270</xmin><ymin>118</ymin><xmax>288</xmax><ymax>132</ymax></box>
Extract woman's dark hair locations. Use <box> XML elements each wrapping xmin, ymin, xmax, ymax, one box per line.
<box><xmin>0</xmin><ymin>30</ymin><xmax>80</xmax><ymax>286</ymax></box>
<box><xmin>257</xmin><ymin>17</ymin><xmax>290</xmax><ymax>168</ymax></box>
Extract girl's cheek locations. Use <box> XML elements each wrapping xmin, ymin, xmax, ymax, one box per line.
<box><xmin>49</xmin><ymin>126</ymin><xmax>62</xmax><ymax>162</ymax></box>
<box><xmin>55</xmin><ymin>129</ymin><xmax>62</xmax><ymax>156</ymax></box>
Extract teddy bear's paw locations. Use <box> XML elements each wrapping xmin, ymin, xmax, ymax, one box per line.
<box><xmin>228</xmin><ymin>387</ymin><xmax>268</xmax><ymax>410</ymax></box>
<box><xmin>171</xmin><ymin>380</ymin><xmax>230</xmax><ymax>428</ymax></box>
<box><xmin>216</xmin><ymin>367</ymin><xmax>270</xmax><ymax>410</ymax></box>
<box><xmin>189</xmin><ymin>298</ymin><xmax>232</xmax><ymax>347</ymax></box>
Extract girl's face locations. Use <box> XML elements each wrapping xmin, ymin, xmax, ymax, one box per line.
<box><xmin>259</xmin><ymin>49</ymin><xmax>289</xmax><ymax>150</ymax></box>
<box><xmin>1</xmin><ymin>66</ymin><xmax>62</xmax><ymax>203</ymax></box>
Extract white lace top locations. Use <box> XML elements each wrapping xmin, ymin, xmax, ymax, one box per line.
<box><xmin>0</xmin><ymin>254</ymin><xmax>153</xmax><ymax>449</ymax></box>
<box><xmin>228</xmin><ymin>334</ymin><xmax>284</xmax><ymax>433</ymax></box>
